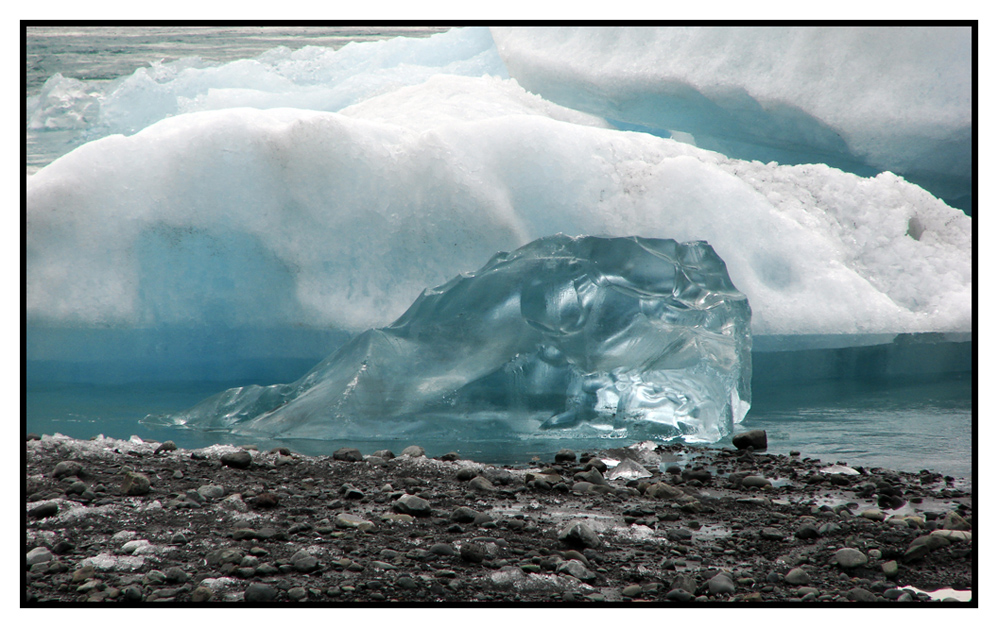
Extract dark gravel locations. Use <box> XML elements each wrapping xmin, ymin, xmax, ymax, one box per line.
<box><xmin>24</xmin><ymin>433</ymin><xmax>974</xmax><ymax>605</ymax></box>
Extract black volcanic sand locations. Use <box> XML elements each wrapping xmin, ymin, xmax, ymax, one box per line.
<box><xmin>24</xmin><ymin>433</ymin><xmax>973</xmax><ymax>604</ymax></box>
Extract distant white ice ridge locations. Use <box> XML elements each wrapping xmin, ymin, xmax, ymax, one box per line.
<box><xmin>27</xmin><ymin>27</ymin><xmax>506</xmax><ymax>139</ymax></box>
<box><xmin>492</xmin><ymin>26</ymin><xmax>972</xmax><ymax>207</ymax></box>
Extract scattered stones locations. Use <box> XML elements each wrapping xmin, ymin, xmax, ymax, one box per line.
<box><xmin>24</xmin><ymin>434</ymin><xmax>972</xmax><ymax>604</ymax></box>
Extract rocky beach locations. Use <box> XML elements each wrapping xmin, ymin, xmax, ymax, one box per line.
<box><xmin>24</xmin><ymin>431</ymin><xmax>974</xmax><ymax>605</ymax></box>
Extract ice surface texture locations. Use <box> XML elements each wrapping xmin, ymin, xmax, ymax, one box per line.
<box><xmin>26</xmin><ymin>27</ymin><xmax>971</xmax><ymax>381</ymax></box>
<box><xmin>154</xmin><ymin>235</ymin><xmax>751</xmax><ymax>443</ymax></box>
<box><xmin>492</xmin><ymin>26</ymin><xmax>972</xmax><ymax>208</ymax></box>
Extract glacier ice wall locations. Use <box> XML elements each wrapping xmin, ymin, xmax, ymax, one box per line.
<box><xmin>26</xmin><ymin>26</ymin><xmax>972</xmax><ymax>384</ymax></box>
<box><xmin>491</xmin><ymin>26</ymin><xmax>972</xmax><ymax>209</ymax></box>
<box><xmin>27</xmin><ymin>93</ymin><xmax>971</xmax><ymax>337</ymax></box>
<box><xmin>151</xmin><ymin>235</ymin><xmax>752</xmax><ymax>443</ymax></box>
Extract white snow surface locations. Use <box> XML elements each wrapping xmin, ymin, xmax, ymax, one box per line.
<box><xmin>27</xmin><ymin>97</ymin><xmax>970</xmax><ymax>337</ymax></box>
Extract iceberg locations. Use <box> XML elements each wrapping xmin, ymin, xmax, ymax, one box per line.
<box><xmin>150</xmin><ymin>235</ymin><xmax>752</xmax><ymax>443</ymax></box>
<box><xmin>26</xmin><ymin>27</ymin><xmax>972</xmax><ymax>387</ymax></box>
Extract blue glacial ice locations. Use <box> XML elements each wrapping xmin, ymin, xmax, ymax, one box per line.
<box><xmin>149</xmin><ymin>235</ymin><xmax>752</xmax><ymax>443</ymax></box>
<box><xmin>26</xmin><ymin>26</ymin><xmax>972</xmax><ymax>389</ymax></box>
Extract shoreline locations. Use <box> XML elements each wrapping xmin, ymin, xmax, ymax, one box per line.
<box><xmin>25</xmin><ymin>432</ymin><xmax>973</xmax><ymax>605</ymax></box>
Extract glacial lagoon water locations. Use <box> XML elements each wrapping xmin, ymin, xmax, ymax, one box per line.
<box><xmin>25</xmin><ymin>372</ymin><xmax>972</xmax><ymax>479</ymax></box>
<box><xmin>24</xmin><ymin>26</ymin><xmax>974</xmax><ymax>480</ymax></box>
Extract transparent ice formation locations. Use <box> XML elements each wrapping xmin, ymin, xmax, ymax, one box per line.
<box><xmin>152</xmin><ymin>235</ymin><xmax>751</xmax><ymax>443</ymax></box>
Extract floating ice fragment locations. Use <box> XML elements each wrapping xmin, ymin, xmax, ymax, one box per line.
<box><xmin>819</xmin><ymin>464</ymin><xmax>861</xmax><ymax>475</ymax></box>
<box><xmin>152</xmin><ymin>235</ymin><xmax>751</xmax><ymax>444</ymax></box>
<box><xmin>607</xmin><ymin>458</ymin><xmax>653</xmax><ymax>480</ymax></box>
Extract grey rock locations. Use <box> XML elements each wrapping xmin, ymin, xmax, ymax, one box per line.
<box><xmin>732</xmin><ymin>429</ymin><xmax>767</xmax><ymax>451</ymax></box>
<box><xmin>291</xmin><ymin>549</ymin><xmax>319</xmax><ymax>573</ymax></box>
<box><xmin>66</xmin><ymin>480</ymin><xmax>87</xmax><ymax>495</ymax></box>
<box><xmin>666</xmin><ymin>528</ymin><xmax>693</xmax><ymax>542</ymax></box>
<box><xmin>220</xmin><ymin>450</ymin><xmax>253</xmax><ymax>469</ymax></box>
<box><xmin>332</xmin><ymin>447</ymin><xmax>363</xmax><ymax>462</ymax></box>
<box><xmin>940</xmin><ymin>511</ymin><xmax>971</xmax><ymax>531</ymax></box>
<box><xmin>26</xmin><ymin>547</ymin><xmax>54</xmax><ymax>566</ymax></box>
<box><xmin>51</xmin><ymin>460</ymin><xmax>83</xmax><ymax>479</ymax></box>
<box><xmin>371</xmin><ymin>449</ymin><xmax>395</xmax><ymax>459</ymax></box>
<box><xmin>558</xmin><ymin>522</ymin><xmax>601</xmax><ymax>549</ymax></box>
<box><xmin>450</xmin><ymin>506</ymin><xmax>483</xmax><ymax>523</ymax></box>
<box><xmin>154</xmin><ymin>441</ymin><xmax>177</xmax><ymax>454</ymax></box>
<box><xmin>401</xmin><ymin>445</ymin><xmax>425</xmax><ymax>457</ymax></box>
<box><xmin>670</xmin><ymin>575</ymin><xmax>698</xmax><ymax>593</ymax></box>
<box><xmin>460</xmin><ymin>542</ymin><xmax>487</xmax><ymax>563</ymax></box>
<box><xmin>574</xmin><ymin>467</ymin><xmax>608</xmax><ymax>486</ymax></box>
<box><xmin>784</xmin><ymin>567</ymin><xmax>810</xmax><ymax>585</ymax></box>
<box><xmin>760</xmin><ymin>527</ymin><xmax>785</xmax><ymax>541</ymax></box>
<box><xmin>392</xmin><ymin>494</ymin><xmax>432</xmax><ymax>517</ymax></box>
<box><xmin>468</xmin><ymin>476</ymin><xmax>495</xmax><ymax>492</ymax></box>
<box><xmin>335</xmin><ymin>513</ymin><xmax>376</xmax><ymax>532</ymax></box>
<box><xmin>557</xmin><ymin>559</ymin><xmax>596</xmax><ymax>582</ymax></box>
<box><xmin>206</xmin><ymin>547</ymin><xmax>244</xmax><ymax>567</ymax></box>
<box><xmin>706</xmin><ymin>572</ymin><xmax>736</xmax><ymax>595</ymax></box>
<box><xmin>121</xmin><ymin>471</ymin><xmax>151</xmax><ymax>495</ymax></box>
<box><xmin>666</xmin><ymin>588</ymin><xmax>694</xmax><ymax>602</ymax></box>
<box><xmin>646</xmin><ymin>482</ymin><xmax>687</xmax><ymax>500</ymax></box>
<box><xmin>833</xmin><ymin>547</ymin><xmax>868</xmax><ymax>569</ymax></box>
<box><xmin>243</xmin><ymin>582</ymin><xmax>278</xmax><ymax>602</ymax></box>
<box><xmin>122</xmin><ymin>585</ymin><xmax>143</xmax><ymax>602</ymax></box>
<box><xmin>903</xmin><ymin>534</ymin><xmax>950</xmax><ymax>562</ymax></box>
<box><xmin>197</xmin><ymin>484</ymin><xmax>225</xmax><ymax>500</ymax></box>
<box><xmin>190</xmin><ymin>586</ymin><xmax>213</xmax><ymax>602</ymax></box>
<box><xmin>551</xmin><ymin>448</ymin><xmax>575</xmax><ymax>463</ymax></box>
<box><xmin>28</xmin><ymin>502</ymin><xmax>59</xmax><ymax>520</ymax></box>
<box><xmin>430</xmin><ymin>543</ymin><xmax>457</xmax><ymax>556</ymax></box>
<box><xmin>741</xmin><ymin>475</ymin><xmax>772</xmax><ymax>488</ymax></box>
<box><xmin>847</xmin><ymin>587</ymin><xmax>878</xmax><ymax>602</ymax></box>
